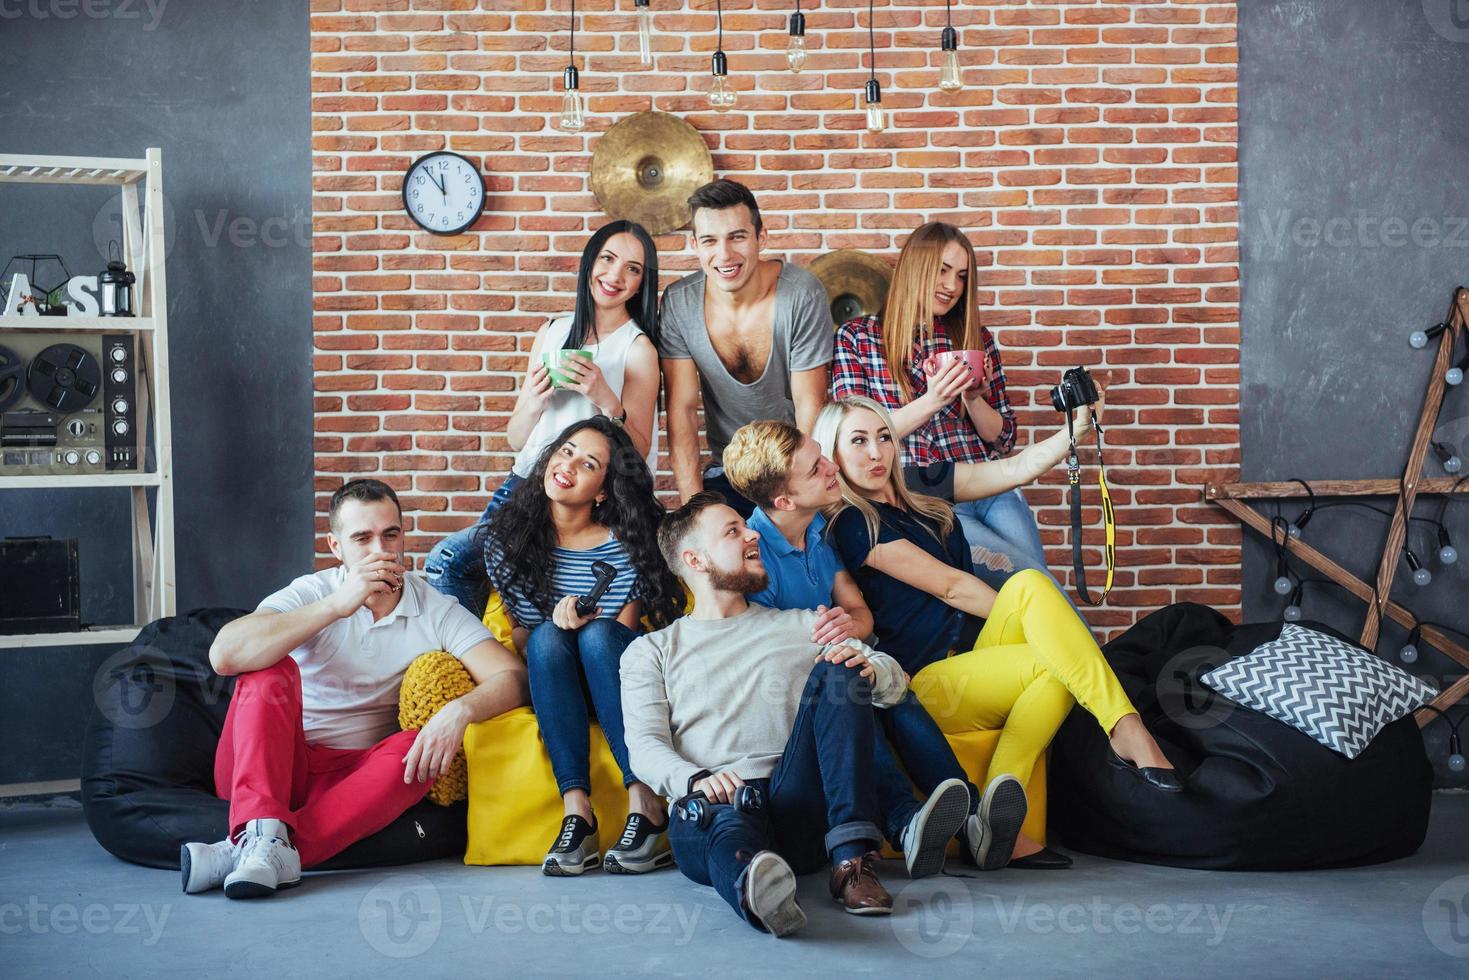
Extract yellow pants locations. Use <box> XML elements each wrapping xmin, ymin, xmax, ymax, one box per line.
<box><xmin>909</xmin><ymin>569</ymin><xmax>1137</xmax><ymax>788</ymax></box>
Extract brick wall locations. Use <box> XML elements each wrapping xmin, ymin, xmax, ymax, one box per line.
<box><xmin>309</xmin><ymin>0</ymin><xmax>1242</xmax><ymax>635</ymax></box>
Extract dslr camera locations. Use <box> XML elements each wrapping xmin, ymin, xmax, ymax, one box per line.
<box><xmin>1049</xmin><ymin>366</ymin><xmax>1100</xmax><ymax>414</ymax></box>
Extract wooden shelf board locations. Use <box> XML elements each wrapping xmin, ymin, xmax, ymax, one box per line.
<box><xmin>0</xmin><ymin>626</ymin><xmax>144</xmax><ymax>649</ymax></box>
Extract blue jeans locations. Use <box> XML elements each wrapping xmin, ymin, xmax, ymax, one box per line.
<box><xmin>701</xmin><ymin>467</ymin><xmax>756</xmax><ymax>519</ymax></box>
<box><xmin>668</xmin><ymin>661</ymin><xmax>884</xmax><ymax>927</ymax></box>
<box><xmin>872</xmin><ymin>693</ymin><xmax>980</xmax><ymax>845</ymax></box>
<box><xmin>524</xmin><ymin>618</ymin><xmax>640</xmax><ymax>796</ymax></box>
<box><xmin>955</xmin><ymin>488</ymin><xmax>1080</xmax><ymax>613</ymax></box>
<box><xmin>423</xmin><ymin>474</ymin><xmax>523</xmax><ymax>616</ymax></box>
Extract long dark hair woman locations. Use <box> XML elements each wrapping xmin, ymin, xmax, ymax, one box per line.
<box><xmin>481</xmin><ymin>416</ymin><xmax>682</xmax><ymax>877</ymax></box>
<box><xmin>425</xmin><ymin>219</ymin><xmax>663</xmax><ymax>616</ymax></box>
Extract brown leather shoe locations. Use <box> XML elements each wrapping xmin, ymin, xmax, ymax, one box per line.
<box><xmin>828</xmin><ymin>852</ymin><xmax>892</xmax><ymax>916</ymax></box>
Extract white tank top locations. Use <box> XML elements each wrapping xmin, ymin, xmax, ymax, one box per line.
<box><xmin>511</xmin><ymin>315</ymin><xmax>658</xmax><ymax>478</ymax></box>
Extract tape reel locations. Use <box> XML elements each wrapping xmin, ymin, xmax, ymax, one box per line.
<box><xmin>26</xmin><ymin>343</ymin><xmax>100</xmax><ymax>411</ymax></box>
<box><xmin>0</xmin><ymin>345</ymin><xmax>24</xmax><ymax>411</ymax></box>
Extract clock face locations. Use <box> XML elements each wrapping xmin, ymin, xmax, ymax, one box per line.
<box><xmin>402</xmin><ymin>152</ymin><xmax>485</xmax><ymax>235</ymax></box>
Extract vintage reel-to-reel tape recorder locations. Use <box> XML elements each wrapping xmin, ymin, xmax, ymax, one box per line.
<box><xmin>0</xmin><ymin>332</ymin><xmax>139</xmax><ymax>475</ymax></box>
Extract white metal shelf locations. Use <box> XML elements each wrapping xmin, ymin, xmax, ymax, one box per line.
<box><xmin>0</xmin><ymin>626</ymin><xmax>144</xmax><ymax>650</ymax></box>
<box><xmin>0</xmin><ymin>473</ymin><xmax>162</xmax><ymax>490</ymax></box>
<box><xmin>0</xmin><ymin>153</ymin><xmax>149</xmax><ymax>186</ymax></box>
<box><xmin>0</xmin><ymin>314</ymin><xmax>155</xmax><ymax>332</ymax></box>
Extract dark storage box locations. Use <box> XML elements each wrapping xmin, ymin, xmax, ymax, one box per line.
<box><xmin>0</xmin><ymin>536</ymin><xmax>81</xmax><ymax>634</ymax></box>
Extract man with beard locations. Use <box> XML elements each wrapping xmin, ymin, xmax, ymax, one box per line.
<box><xmin>181</xmin><ymin>479</ymin><xmax>527</xmax><ymax>900</ymax></box>
<box><xmin>620</xmin><ymin>492</ymin><xmax>968</xmax><ymax>936</ymax></box>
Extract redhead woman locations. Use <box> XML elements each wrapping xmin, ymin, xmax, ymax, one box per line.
<box><xmin>814</xmin><ymin>396</ymin><xmax>1182</xmax><ymax>869</ymax></box>
<box><xmin>831</xmin><ymin>221</ymin><xmax>1054</xmax><ymax>595</ymax></box>
<box><xmin>426</xmin><ymin>220</ymin><xmax>663</xmax><ymax>616</ymax></box>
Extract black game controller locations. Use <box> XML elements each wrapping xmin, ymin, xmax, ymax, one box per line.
<box><xmin>574</xmin><ymin>560</ymin><xmax>618</xmax><ymax>618</ymax></box>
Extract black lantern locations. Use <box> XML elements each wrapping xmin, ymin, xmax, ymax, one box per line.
<box><xmin>98</xmin><ymin>244</ymin><xmax>134</xmax><ymax>317</ymax></box>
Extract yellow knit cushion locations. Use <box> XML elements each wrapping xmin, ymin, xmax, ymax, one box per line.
<box><xmin>398</xmin><ymin>651</ymin><xmax>475</xmax><ymax>806</ymax></box>
<box><xmin>464</xmin><ymin>707</ymin><xmax>630</xmax><ymax>866</ymax></box>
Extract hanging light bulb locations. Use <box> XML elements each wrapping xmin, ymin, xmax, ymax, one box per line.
<box><xmin>787</xmin><ymin>3</ymin><xmax>807</xmax><ymax>73</ymax></box>
<box><xmin>1272</xmin><ymin>575</ymin><xmax>1293</xmax><ymax>595</ymax></box>
<box><xmin>708</xmin><ymin>50</ymin><xmax>735</xmax><ymax>111</ymax></box>
<box><xmin>863</xmin><ymin>0</ymin><xmax>884</xmax><ymax>132</ymax></box>
<box><xmin>708</xmin><ymin>0</ymin><xmax>735</xmax><ymax>111</ymax></box>
<box><xmin>1449</xmin><ymin>731</ymin><xmax>1467</xmax><ymax>773</ymax></box>
<box><xmin>559</xmin><ymin>65</ymin><xmax>585</xmax><ymax>132</ymax></box>
<box><xmin>864</xmin><ymin>78</ymin><xmax>886</xmax><ymax>133</ymax></box>
<box><xmin>556</xmin><ymin>0</ymin><xmax>585</xmax><ymax>132</ymax></box>
<box><xmin>634</xmin><ymin>0</ymin><xmax>653</xmax><ymax>66</ymax></box>
<box><xmin>939</xmin><ymin>18</ymin><xmax>961</xmax><ymax>92</ymax></box>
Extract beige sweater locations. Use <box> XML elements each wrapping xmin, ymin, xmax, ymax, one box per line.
<box><xmin>619</xmin><ymin>603</ymin><xmax>906</xmax><ymax>800</ymax></box>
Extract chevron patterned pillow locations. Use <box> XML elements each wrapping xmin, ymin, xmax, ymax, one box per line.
<box><xmin>1201</xmin><ymin>623</ymin><xmax>1439</xmax><ymax>759</ymax></box>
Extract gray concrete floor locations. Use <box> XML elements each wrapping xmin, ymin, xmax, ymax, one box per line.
<box><xmin>3</xmin><ymin>794</ymin><xmax>1468</xmax><ymax>978</ymax></box>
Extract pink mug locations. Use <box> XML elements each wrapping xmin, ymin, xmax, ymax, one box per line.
<box><xmin>922</xmin><ymin>349</ymin><xmax>988</xmax><ymax>389</ymax></box>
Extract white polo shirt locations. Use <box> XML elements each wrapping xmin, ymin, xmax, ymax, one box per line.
<box><xmin>258</xmin><ymin>567</ymin><xmax>496</xmax><ymax>750</ymax></box>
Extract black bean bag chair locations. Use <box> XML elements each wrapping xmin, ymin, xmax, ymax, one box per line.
<box><xmin>82</xmin><ymin>608</ymin><xmax>467</xmax><ymax>871</ymax></box>
<box><xmin>1049</xmin><ymin>603</ymin><xmax>1433</xmax><ymax>870</ymax></box>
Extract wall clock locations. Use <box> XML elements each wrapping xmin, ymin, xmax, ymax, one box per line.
<box><xmin>401</xmin><ymin>151</ymin><xmax>485</xmax><ymax>235</ymax></box>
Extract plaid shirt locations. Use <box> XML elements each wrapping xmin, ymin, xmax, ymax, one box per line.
<box><xmin>831</xmin><ymin>315</ymin><xmax>1016</xmax><ymax>466</ymax></box>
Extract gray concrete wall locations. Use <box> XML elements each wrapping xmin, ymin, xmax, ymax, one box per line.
<box><xmin>0</xmin><ymin>1</ymin><xmax>313</xmax><ymax>784</ymax></box>
<box><xmin>1239</xmin><ymin>0</ymin><xmax>1469</xmax><ymax>784</ymax></box>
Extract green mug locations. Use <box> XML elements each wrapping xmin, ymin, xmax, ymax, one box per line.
<box><xmin>541</xmin><ymin>348</ymin><xmax>593</xmax><ymax>388</ymax></box>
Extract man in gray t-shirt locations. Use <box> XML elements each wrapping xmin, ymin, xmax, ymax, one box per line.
<box><xmin>659</xmin><ymin>179</ymin><xmax>834</xmax><ymax>515</ymax></box>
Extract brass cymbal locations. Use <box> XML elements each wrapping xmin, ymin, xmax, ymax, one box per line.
<box><xmin>590</xmin><ymin>111</ymin><xmax>714</xmax><ymax>236</ymax></box>
<box><xmin>809</xmin><ymin>249</ymin><xmax>892</xmax><ymax>326</ymax></box>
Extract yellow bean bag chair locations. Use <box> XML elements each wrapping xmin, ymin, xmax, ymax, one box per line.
<box><xmin>463</xmin><ymin>591</ymin><xmax>1046</xmax><ymax>865</ymax></box>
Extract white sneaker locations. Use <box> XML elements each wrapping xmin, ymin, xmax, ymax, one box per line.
<box><xmin>224</xmin><ymin>819</ymin><xmax>302</xmax><ymax>899</ymax></box>
<box><xmin>180</xmin><ymin>839</ymin><xmax>238</xmax><ymax>894</ymax></box>
<box><xmin>898</xmin><ymin>777</ymin><xmax>970</xmax><ymax>879</ymax></box>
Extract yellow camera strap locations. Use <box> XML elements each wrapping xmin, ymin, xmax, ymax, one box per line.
<box><xmin>1067</xmin><ymin>412</ymin><xmax>1115</xmax><ymax>606</ymax></box>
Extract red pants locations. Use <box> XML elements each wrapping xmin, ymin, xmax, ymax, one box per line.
<box><xmin>214</xmin><ymin>655</ymin><xmax>430</xmax><ymax>869</ymax></box>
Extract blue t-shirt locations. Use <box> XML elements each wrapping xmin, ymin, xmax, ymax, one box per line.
<box><xmin>830</xmin><ymin>502</ymin><xmax>979</xmax><ymax>676</ymax></box>
<box><xmin>484</xmin><ymin>530</ymin><xmax>641</xmax><ymax>629</ymax></box>
<box><xmin>746</xmin><ymin>508</ymin><xmax>843</xmax><ymax>611</ymax></box>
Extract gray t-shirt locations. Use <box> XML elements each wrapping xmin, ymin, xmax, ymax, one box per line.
<box><xmin>658</xmin><ymin>261</ymin><xmax>834</xmax><ymax>462</ymax></box>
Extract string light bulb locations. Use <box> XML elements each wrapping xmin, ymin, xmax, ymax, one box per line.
<box><xmin>787</xmin><ymin>3</ymin><xmax>807</xmax><ymax>73</ymax></box>
<box><xmin>1400</xmin><ymin>625</ymin><xmax>1421</xmax><ymax>664</ymax></box>
<box><xmin>939</xmin><ymin>0</ymin><xmax>961</xmax><ymax>92</ymax></box>
<box><xmin>1410</xmin><ymin>322</ymin><xmax>1447</xmax><ymax>349</ymax></box>
<box><xmin>557</xmin><ymin>0</ymin><xmax>585</xmax><ymax>132</ymax></box>
<box><xmin>1404</xmin><ymin>548</ymin><xmax>1432</xmax><ymax>587</ymax></box>
<box><xmin>634</xmin><ymin>0</ymin><xmax>653</xmax><ymax>66</ymax></box>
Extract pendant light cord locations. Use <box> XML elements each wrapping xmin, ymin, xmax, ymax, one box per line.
<box><xmin>717</xmin><ymin>0</ymin><xmax>724</xmax><ymax>52</ymax></box>
<box><xmin>868</xmin><ymin>0</ymin><xmax>876</xmax><ymax>80</ymax></box>
<box><xmin>569</xmin><ymin>0</ymin><xmax>576</xmax><ymax>65</ymax></box>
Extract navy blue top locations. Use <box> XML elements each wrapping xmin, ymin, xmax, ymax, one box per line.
<box><xmin>829</xmin><ymin>500</ymin><xmax>981</xmax><ymax>676</ymax></box>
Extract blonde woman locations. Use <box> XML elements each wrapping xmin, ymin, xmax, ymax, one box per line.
<box><xmin>813</xmin><ymin>396</ymin><xmax>1181</xmax><ymax>867</ymax></box>
<box><xmin>831</xmin><ymin>221</ymin><xmax>1051</xmax><ymax>594</ymax></box>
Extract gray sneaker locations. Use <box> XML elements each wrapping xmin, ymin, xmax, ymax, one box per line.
<box><xmin>898</xmin><ymin>777</ymin><xmax>970</xmax><ymax>879</ymax></box>
<box><xmin>181</xmin><ymin>838</ymin><xmax>238</xmax><ymax>894</ymax></box>
<box><xmin>543</xmin><ymin>814</ymin><xmax>600</xmax><ymax>876</ymax></box>
<box><xmin>223</xmin><ymin>819</ymin><xmax>302</xmax><ymax>899</ymax></box>
<box><xmin>974</xmin><ymin>774</ymin><xmax>1028</xmax><ymax>871</ymax></box>
<box><xmin>741</xmin><ymin>851</ymin><xmax>806</xmax><ymax>937</ymax></box>
<box><xmin>603</xmin><ymin>813</ymin><xmax>673</xmax><ymax>874</ymax></box>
